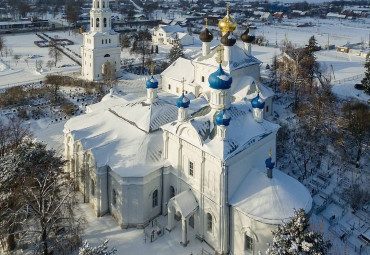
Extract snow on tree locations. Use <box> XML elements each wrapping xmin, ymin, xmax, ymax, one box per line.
<box><xmin>269</xmin><ymin>208</ymin><xmax>331</xmax><ymax>255</ymax></box>
<box><xmin>362</xmin><ymin>52</ymin><xmax>370</xmax><ymax>95</ymax></box>
<box><xmin>0</xmin><ymin>138</ymin><xmax>83</xmax><ymax>254</ymax></box>
<box><xmin>79</xmin><ymin>240</ymin><xmax>117</xmax><ymax>255</ymax></box>
<box><xmin>167</xmin><ymin>41</ymin><xmax>184</xmax><ymax>64</ymax></box>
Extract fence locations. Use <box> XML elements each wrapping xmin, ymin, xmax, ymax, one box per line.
<box><xmin>332</xmin><ymin>74</ymin><xmax>364</xmax><ymax>85</ymax></box>
<box><xmin>144</xmin><ymin>219</ymin><xmax>165</xmax><ymax>243</ymax></box>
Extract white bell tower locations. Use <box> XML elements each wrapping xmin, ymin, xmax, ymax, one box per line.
<box><xmin>81</xmin><ymin>0</ymin><xmax>121</xmax><ymax>81</ymax></box>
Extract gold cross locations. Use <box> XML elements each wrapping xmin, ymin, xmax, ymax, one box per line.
<box><xmin>226</xmin><ymin>3</ymin><xmax>229</xmax><ymax>16</ymax></box>
<box><xmin>217</xmin><ymin>46</ymin><xmax>224</xmax><ymax>64</ymax></box>
<box><xmin>246</xmin><ymin>19</ymin><xmax>249</xmax><ymax>28</ymax></box>
<box><xmin>150</xmin><ymin>62</ymin><xmax>154</xmax><ymax>76</ymax></box>
<box><xmin>269</xmin><ymin>149</ymin><xmax>272</xmax><ymax>158</ymax></box>
<box><xmin>205</xmin><ymin>18</ymin><xmax>208</xmax><ymax>28</ymax></box>
<box><xmin>181</xmin><ymin>77</ymin><xmax>185</xmax><ymax>93</ymax></box>
<box><xmin>257</xmin><ymin>78</ymin><xmax>261</xmax><ymax>94</ymax></box>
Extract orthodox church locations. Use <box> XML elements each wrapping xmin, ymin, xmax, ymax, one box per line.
<box><xmin>64</xmin><ymin>4</ymin><xmax>312</xmax><ymax>255</ymax></box>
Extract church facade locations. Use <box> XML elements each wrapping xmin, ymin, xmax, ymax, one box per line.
<box><xmin>65</xmin><ymin>5</ymin><xmax>312</xmax><ymax>255</ymax></box>
<box><xmin>81</xmin><ymin>0</ymin><xmax>121</xmax><ymax>81</ymax></box>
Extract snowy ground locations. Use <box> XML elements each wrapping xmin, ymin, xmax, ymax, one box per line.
<box><xmin>77</xmin><ymin>203</ymin><xmax>213</xmax><ymax>255</ymax></box>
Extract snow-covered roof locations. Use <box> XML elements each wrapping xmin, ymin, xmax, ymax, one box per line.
<box><xmin>158</xmin><ymin>25</ymin><xmax>185</xmax><ymax>34</ymax></box>
<box><xmin>194</xmin><ymin>45</ymin><xmax>261</xmax><ymax>72</ymax></box>
<box><xmin>64</xmin><ymin>92</ymin><xmax>208</xmax><ymax>177</ymax></box>
<box><xmin>170</xmin><ymin>32</ymin><xmax>189</xmax><ymax>40</ymax></box>
<box><xmin>161</xmin><ymin>57</ymin><xmax>194</xmax><ymax>84</ymax></box>
<box><xmin>230</xmin><ymin>168</ymin><xmax>312</xmax><ymax>224</ymax></box>
<box><xmin>169</xmin><ymin>189</ymin><xmax>198</xmax><ymax>218</ymax></box>
<box><xmin>162</xmin><ymin>100</ymin><xmax>280</xmax><ymax>160</ymax></box>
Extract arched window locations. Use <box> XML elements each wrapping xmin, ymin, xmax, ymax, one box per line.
<box><xmin>170</xmin><ymin>186</ymin><xmax>175</xmax><ymax>198</ymax></box>
<box><xmin>112</xmin><ymin>189</ymin><xmax>117</xmax><ymax>205</ymax></box>
<box><xmin>207</xmin><ymin>213</ymin><xmax>212</xmax><ymax>232</ymax></box>
<box><xmin>266</xmin><ymin>105</ymin><xmax>269</xmax><ymax>113</ymax></box>
<box><xmin>244</xmin><ymin>235</ymin><xmax>253</xmax><ymax>251</ymax></box>
<box><xmin>96</xmin><ymin>18</ymin><xmax>100</xmax><ymax>28</ymax></box>
<box><xmin>91</xmin><ymin>18</ymin><xmax>93</xmax><ymax>27</ymax></box>
<box><xmin>104</xmin><ymin>54</ymin><xmax>110</xmax><ymax>57</ymax></box>
<box><xmin>109</xmin><ymin>39</ymin><xmax>111</xmax><ymax>43</ymax></box>
<box><xmin>103</xmin><ymin>1</ymin><xmax>105</xmax><ymax>8</ymax></box>
<box><xmin>97</xmin><ymin>1</ymin><xmax>99</xmax><ymax>8</ymax></box>
<box><xmin>102</xmin><ymin>39</ymin><xmax>104</xmax><ymax>44</ymax></box>
<box><xmin>104</xmin><ymin>18</ymin><xmax>107</xmax><ymax>27</ymax></box>
<box><xmin>152</xmin><ymin>190</ymin><xmax>158</xmax><ymax>208</ymax></box>
<box><xmin>105</xmin><ymin>39</ymin><xmax>107</xmax><ymax>43</ymax></box>
<box><xmin>91</xmin><ymin>179</ymin><xmax>95</xmax><ymax>196</ymax></box>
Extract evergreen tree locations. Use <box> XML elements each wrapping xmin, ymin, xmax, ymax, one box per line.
<box><xmin>305</xmin><ymin>35</ymin><xmax>319</xmax><ymax>57</ymax></box>
<box><xmin>120</xmin><ymin>35</ymin><xmax>131</xmax><ymax>50</ymax></box>
<box><xmin>362</xmin><ymin>53</ymin><xmax>370</xmax><ymax>95</ymax></box>
<box><xmin>269</xmin><ymin>209</ymin><xmax>331</xmax><ymax>255</ymax></box>
<box><xmin>167</xmin><ymin>42</ymin><xmax>184</xmax><ymax>63</ymax></box>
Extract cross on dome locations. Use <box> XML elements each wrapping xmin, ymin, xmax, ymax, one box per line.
<box><xmin>217</xmin><ymin>46</ymin><xmax>224</xmax><ymax>64</ymax></box>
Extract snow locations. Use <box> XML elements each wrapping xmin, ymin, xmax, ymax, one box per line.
<box><xmin>76</xmin><ymin>201</ymin><xmax>213</xmax><ymax>255</ymax></box>
<box><xmin>217</xmin><ymin>74</ymin><xmax>231</xmax><ymax>81</ymax></box>
<box><xmin>161</xmin><ymin>57</ymin><xmax>194</xmax><ymax>84</ymax></box>
<box><xmin>230</xmin><ymin>168</ymin><xmax>312</xmax><ymax>224</ymax></box>
<box><xmin>169</xmin><ymin>189</ymin><xmax>198</xmax><ymax>218</ymax></box>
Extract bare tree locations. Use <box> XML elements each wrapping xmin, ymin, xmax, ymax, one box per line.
<box><xmin>0</xmin><ymin>36</ymin><xmax>5</xmax><ymax>58</ymax></box>
<box><xmin>0</xmin><ymin>139</ymin><xmax>83</xmax><ymax>254</ymax></box>
<box><xmin>130</xmin><ymin>30</ymin><xmax>152</xmax><ymax>74</ymax></box>
<box><xmin>46</xmin><ymin>60</ymin><xmax>54</xmax><ymax>71</ymax></box>
<box><xmin>48</xmin><ymin>39</ymin><xmax>63</xmax><ymax>67</ymax></box>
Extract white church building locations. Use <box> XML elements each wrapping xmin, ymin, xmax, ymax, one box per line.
<box><xmin>64</xmin><ymin>5</ymin><xmax>312</xmax><ymax>255</ymax></box>
<box><xmin>81</xmin><ymin>0</ymin><xmax>121</xmax><ymax>81</ymax></box>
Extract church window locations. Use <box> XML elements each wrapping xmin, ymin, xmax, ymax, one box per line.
<box><xmin>201</xmin><ymin>76</ymin><xmax>205</xmax><ymax>82</ymax></box>
<box><xmin>152</xmin><ymin>190</ymin><xmax>158</xmax><ymax>207</ymax></box>
<box><xmin>91</xmin><ymin>179</ymin><xmax>95</xmax><ymax>196</ymax></box>
<box><xmin>189</xmin><ymin>161</ymin><xmax>194</xmax><ymax>176</ymax></box>
<box><xmin>97</xmin><ymin>1</ymin><xmax>99</xmax><ymax>8</ymax></box>
<box><xmin>104</xmin><ymin>54</ymin><xmax>110</xmax><ymax>57</ymax></box>
<box><xmin>96</xmin><ymin>18</ymin><xmax>100</xmax><ymax>28</ymax></box>
<box><xmin>244</xmin><ymin>235</ymin><xmax>253</xmax><ymax>251</ymax></box>
<box><xmin>109</xmin><ymin>39</ymin><xmax>111</xmax><ymax>43</ymax></box>
<box><xmin>185</xmin><ymin>91</ymin><xmax>188</xmax><ymax>94</ymax></box>
<box><xmin>91</xmin><ymin>18</ymin><xmax>93</xmax><ymax>27</ymax></box>
<box><xmin>168</xmin><ymin>84</ymin><xmax>171</xmax><ymax>90</ymax></box>
<box><xmin>104</xmin><ymin>18</ymin><xmax>107</xmax><ymax>27</ymax></box>
<box><xmin>176</xmin><ymin>87</ymin><xmax>179</xmax><ymax>93</ymax></box>
<box><xmin>102</xmin><ymin>39</ymin><xmax>104</xmax><ymax>44</ymax></box>
<box><xmin>103</xmin><ymin>1</ymin><xmax>105</xmax><ymax>8</ymax></box>
<box><xmin>189</xmin><ymin>215</ymin><xmax>194</xmax><ymax>229</ymax></box>
<box><xmin>170</xmin><ymin>186</ymin><xmax>175</xmax><ymax>198</ymax></box>
<box><xmin>112</xmin><ymin>189</ymin><xmax>117</xmax><ymax>205</ymax></box>
<box><xmin>266</xmin><ymin>105</ymin><xmax>269</xmax><ymax>113</ymax></box>
<box><xmin>105</xmin><ymin>39</ymin><xmax>107</xmax><ymax>44</ymax></box>
<box><xmin>207</xmin><ymin>213</ymin><xmax>212</xmax><ymax>232</ymax></box>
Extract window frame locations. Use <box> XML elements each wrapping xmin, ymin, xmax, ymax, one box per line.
<box><xmin>244</xmin><ymin>234</ymin><xmax>253</xmax><ymax>251</ymax></box>
<box><xmin>207</xmin><ymin>213</ymin><xmax>212</xmax><ymax>232</ymax></box>
<box><xmin>152</xmin><ymin>189</ymin><xmax>158</xmax><ymax>208</ymax></box>
<box><xmin>189</xmin><ymin>161</ymin><xmax>194</xmax><ymax>176</ymax></box>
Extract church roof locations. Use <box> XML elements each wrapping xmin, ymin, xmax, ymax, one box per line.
<box><xmin>162</xmin><ymin>100</ymin><xmax>280</xmax><ymax>160</ymax></box>
<box><xmin>158</xmin><ymin>25</ymin><xmax>185</xmax><ymax>34</ymax></box>
<box><xmin>194</xmin><ymin>45</ymin><xmax>261</xmax><ymax>72</ymax></box>
<box><xmin>64</xmin><ymin>91</ymin><xmax>208</xmax><ymax>177</ymax></box>
<box><xmin>230</xmin><ymin>168</ymin><xmax>313</xmax><ymax>224</ymax></box>
<box><xmin>169</xmin><ymin>189</ymin><xmax>198</xmax><ymax>218</ymax></box>
<box><xmin>161</xmin><ymin>57</ymin><xmax>195</xmax><ymax>85</ymax></box>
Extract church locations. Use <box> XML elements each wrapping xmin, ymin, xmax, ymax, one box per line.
<box><xmin>64</xmin><ymin>2</ymin><xmax>312</xmax><ymax>254</ymax></box>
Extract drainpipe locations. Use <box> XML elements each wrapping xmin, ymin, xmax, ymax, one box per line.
<box><xmin>106</xmin><ymin>166</ymin><xmax>110</xmax><ymax>214</ymax></box>
<box><xmin>161</xmin><ymin>167</ymin><xmax>164</xmax><ymax>216</ymax></box>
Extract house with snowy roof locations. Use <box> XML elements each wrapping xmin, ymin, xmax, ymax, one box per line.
<box><xmin>64</xmin><ymin>3</ymin><xmax>312</xmax><ymax>255</ymax></box>
<box><xmin>152</xmin><ymin>25</ymin><xmax>194</xmax><ymax>46</ymax></box>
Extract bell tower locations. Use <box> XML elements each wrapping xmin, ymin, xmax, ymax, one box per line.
<box><xmin>81</xmin><ymin>0</ymin><xmax>121</xmax><ymax>81</ymax></box>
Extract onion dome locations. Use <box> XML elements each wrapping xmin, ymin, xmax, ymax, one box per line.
<box><xmin>208</xmin><ymin>64</ymin><xmax>232</xmax><ymax>90</ymax></box>
<box><xmin>176</xmin><ymin>93</ymin><xmax>190</xmax><ymax>108</ymax></box>
<box><xmin>146</xmin><ymin>76</ymin><xmax>158</xmax><ymax>89</ymax></box>
<box><xmin>215</xmin><ymin>108</ymin><xmax>231</xmax><ymax>126</ymax></box>
<box><xmin>265</xmin><ymin>153</ymin><xmax>275</xmax><ymax>169</ymax></box>
<box><xmin>251</xmin><ymin>93</ymin><xmax>265</xmax><ymax>109</ymax></box>
<box><xmin>241</xmin><ymin>27</ymin><xmax>255</xmax><ymax>43</ymax></box>
<box><xmin>199</xmin><ymin>28</ymin><xmax>213</xmax><ymax>42</ymax></box>
<box><xmin>221</xmin><ymin>32</ymin><xmax>236</xmax><ymax>46</ymax></box>
<box><xmin>218</xmin><ymin>5</ymin><xmax>237</xmax><ymax>33</ymax></box>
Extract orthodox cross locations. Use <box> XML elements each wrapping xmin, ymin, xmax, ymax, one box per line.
<box><xmin>150</xmin><ymin>62</ymin><xmax>154</xmax><ymax>76</ymax></box>
<box><xmin>181</xmin><ymin>77</ymin><xmax>185</xmax><ymax>93</ymax></box>
<box><xmin>217</xmin><ymin>46</ymin><xmax>224</xmax><ymax>64</ymax></box>
<box><xmin>256</xmin><ymin>78</ymin><xmax>261</xmax><ymax>94</ymax></box>
<box><xmin>269</xmin><ymin>148</ymin><xmax>272</xmax><ymax>158</ymax></box>
<box><xmin>226</xmin><ymin>3</ymin><xmax>229</xmax><ymax>16</ymax></box>
<box><xmin>205</xmin><ymin>18</ymin><xmax>208</xmax><ymax>28</ymax></box>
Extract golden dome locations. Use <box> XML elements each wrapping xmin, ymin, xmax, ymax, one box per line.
<box><xmin>218</xmin><ymin>4</ymin><xmax>237</xmax><ymax>33</ymax></box>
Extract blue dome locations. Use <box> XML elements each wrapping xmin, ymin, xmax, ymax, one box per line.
<box><xmin>251</xmin><ymin>93</ymin><xmax>265</xmax><ymax>109</ymax></box>
<box><xmin>265</xmin><ymin>157</ymin><xmax>275</xmax><ymax>169</ymax></box>
<box><xmin>146</xmin><ymin>76</ymin><xmax>158</xmax><ymax>89</ymax></box>
<box><xmin>215</xmin><ymin>109</ymin><xmax>231</xmax><ymax>126</ymax></box>
<box><xmin>208</xmin><ymin>64</ymin><xmax>232</xmax><ymax>90</ymax></box>
<box><xmin>176</xmin><ymin>93</ymin><xmax>190</xmax><ymax>108</ymax></box>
